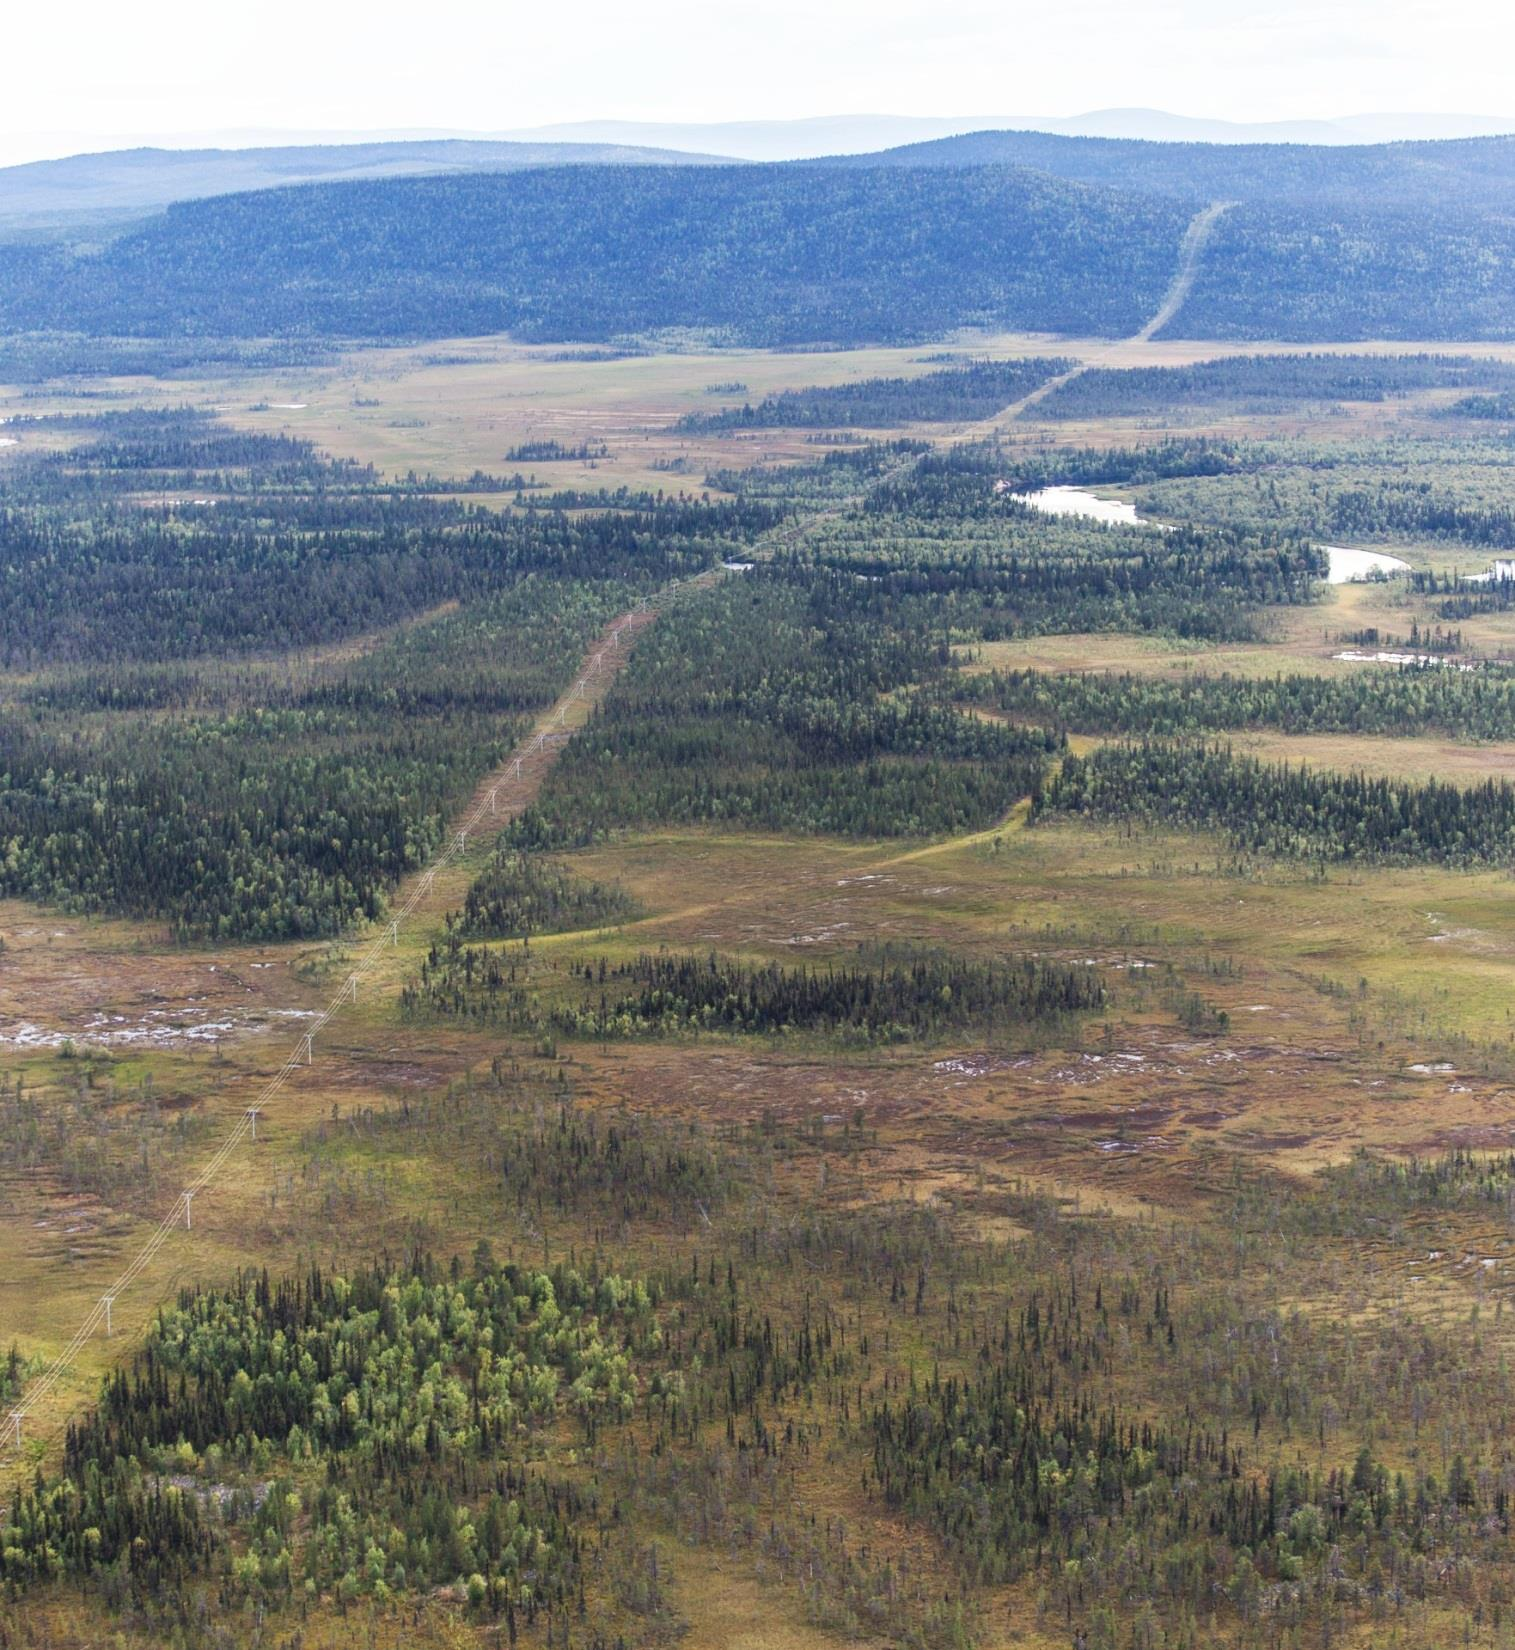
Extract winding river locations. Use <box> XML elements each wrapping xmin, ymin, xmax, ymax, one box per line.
<box><xmin>1009</xmin><ymin>485</ymin><xmax>1412</xmax><ymax>585</ymax></box>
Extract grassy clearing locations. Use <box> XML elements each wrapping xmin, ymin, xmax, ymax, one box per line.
<box><xmin>1224</xmin><ymin>728</ymin><xmax>1515</xmax><ymax>782</ymax></box>
<box><xmin>8</xmin><ymin>331</ymin><xmax>1515</xmax><ymax>498</ymax></box>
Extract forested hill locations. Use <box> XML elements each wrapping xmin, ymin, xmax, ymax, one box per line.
<box><xmin>4</xmin><ymin>148</ymin><xmax>1515</xmax><ymax>345</ymax></box>
<box><xmin>819</xmin><ymin>128</ymin><xmax>1515</xmax><ymax>209</ymax></box>
<box><xmin>0</xmin><ymin>165</ymin><xmax>1190</xmax><ymax>345</ymax></box>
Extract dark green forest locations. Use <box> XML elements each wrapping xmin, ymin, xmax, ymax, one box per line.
<box><xmin>0</xmin><ymin>420</ymin><xmax>1337</xmax><ymax>940</ymax></box>
<box><xmin>4</xmin><ymin>149</ymin><xmax>1515</xmax><ymax>345</ymax></box>
<box><xmin>0</xmin><ymin>409</ymin><xmax>779</xmax><ymax>938</ymax></box>
<box><xmin>1039</xmin><ymin>741</ymin><xmax>1515</xmax><ymax>866</ymax></box>
<box><xmin>451</xmin><ymin>849</ymin><xmax>641</xmax><ymax>941</ymax></box>
<box><xmin>0</xmin><ymin>332</ymin><xmax>336</xmax><ymax>382</ymax></box>
<box><xmin>1036</xmin><ymin>353</ymin><xmax>1515</xmax><ymax>418</ymax></box>
<box><xmin>503</xmin><ymin>571</ymin><xmax>1062</xmax><ymax>848</ymax></box>
<box><xmin>0</xmin><ymin>167</ymin><xmax>1190</xmax><ymax>346</ymax></box>
<box><xmin>404</xmin><ymin>943</ymin><xmax>1105</xmax><ymax>1042</ymax></box>
<box><xmin>681</xmin><ymin>357</ymin><xmax>1073</xmax><ymax>429</ymax></box>
<box><xmin>771</xmin><ymin>443</ymin><xmax>1324</xmax><ymax>643</ymax></box>
<box><xmin>0</xmin><ymin>409</ymin><xmax>770</xmax><ymax>666</ymax></box>
<box><xmin>1169</xmin><ymin>202</ymin><xmax>1515</xmax><ymax>342</ymax></box>
<box><xmin>1136</xmin><ymin>443</ymin><xmax>1515</xmax><ymax>550</ymax></box>
<box><xmin>0</xmin><ymin>580</ymin><xmax>627</xmax><ymax>940</ymax></box>
<box><xmin>1445</xmin><ymin>391</ymin><xmax>1515</xmax><ymax>421</ymax></box>
<box><xmin>960</xmin><ymin>663</ymin><xmax>1515</xmax><ymax>741</ymax></box>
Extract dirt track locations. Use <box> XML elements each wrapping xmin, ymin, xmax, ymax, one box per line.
<box><xmin>972</xmin><ymin>199</ymin><xmax>1234</xmax><ymax>435</ymax></box>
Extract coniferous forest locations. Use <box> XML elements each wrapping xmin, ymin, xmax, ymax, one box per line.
<box><xmin>680</xmin><ymin>357</ymin><xmax>1075</xmax><ymax>429</ymax></box>
<box><xmin>1038</xmin><ymin>741</ymin><xmax>1515</xmax><ymax>866</ymax></box>
<box><xmin>9</xmin><ymin>154</ymin><xmax>1515</xmax><ymax>344</ymax></box>
<box><xmin>961</xmin><ymin>664</ymin><xmax>1515</xmax><ymax>741</ymax></box>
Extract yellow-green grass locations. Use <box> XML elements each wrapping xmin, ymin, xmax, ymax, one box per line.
<box><xmin>13</xmin><ymin>331</ymin><xmax>1515</xmax><ymax>493</ymax></box>
<box><xmin>1219</xmin><ymin>729</ymin><xmax>1515</xmax><ymax>783</ymax></box>
<box><xmin>0</xmin><ymin>334</ymin><xmax>1053</xmax><ymax>491</ymax></box>
<box><xmin>955</xmin><ymin>579</ymin><xmax>1515</xmax><ymax>681</ymax></box>
<box><xmin>550</xmin><ymin>815</ymin><xmax>1515</xmax><ymax>1101</ymax></box>
<box><xmin>982</xmin><ymin>720</ymin><xmax>1515</xmax><ymax>787</ymax></box>
<box><xmin>957</xmin><ymin>617</ymin><xmax>1373</xmax><ymax>686</ymax></box>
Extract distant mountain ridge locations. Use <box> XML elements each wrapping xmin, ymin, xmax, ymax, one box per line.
<box><xmin>493</xmin><ymin>109</ymin><xmax>1515</xmax><ymax>158</ymax></box>
<box><xmin>0</xmin><ymin>139</ymin><xmax>730</xmax><ymax>235</ymax></box>
<box><xmin>813</xmin><ymin>128</ymin><xmax>1515</xmax><ymax>209</ymax></box>
<box><xmin>10</xmin><ymin>121</ymin><xmax>1515</xmax><ymax>243</ymax></box>
<box><xmin>10</xmin><ymin>109</ymin><xmax>1515</xmax><ymax>172</ymax></box>
<box><xmin>9</xmin><ymin>117</ymin><xmax>1515</xmax><ymax>241</ymax></box>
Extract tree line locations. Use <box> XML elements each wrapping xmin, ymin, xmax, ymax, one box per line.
<box><xmin>451</xmin><ymin>849</ymin><xmax>641</xmax><ymax>941</ymax></box>
<box><xmin>1037</xmin><ymin>352</ymin><xmax>1515</xmax><ymax>418</ymax></box>
<box><xmin>0</xmin><ymin>409</ymin><xmax>778</xmax><ymax>666</ymax></box>
<box><xmin>960</xmin><ymin>662</ymin><xmax>1515</xmax><ymax>741</ymax></box>
<box><xmin>1139</xmin><ymin>440</ymin><xmax>1515</xmax><ymax>549</ymax></box>
<box><xmin>405</xmin><ymin>943</ymin><xmax>1106</xmax><ymax>1043</ymax></box>
<box><xmin>1039</xmin><ymin>740</ymin><xmax>1515</xmax><ymax>866</ymax></box>
<box><xmin>1444</xmin><ymin>391</ymin><xmax>1515</xmax><ymax>421</ymax></box>
<box><xmin>679</xmin><ymin>357</ymin><xmax>1073</xmax><ymax>430</ymax></box>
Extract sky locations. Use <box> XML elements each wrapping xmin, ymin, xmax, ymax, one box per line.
<box><xmin>4</xmin><ymin>0</ymin><xmax>1514</xmax><ymax>166</ymax></box>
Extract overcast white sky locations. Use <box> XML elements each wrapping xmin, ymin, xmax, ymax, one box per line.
<box><xmin>4</xmin><ymin>0</ymin><xmax>1513</xmax><ymax>166</ymax></box>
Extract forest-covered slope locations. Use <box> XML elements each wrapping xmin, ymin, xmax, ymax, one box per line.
<box><xmin>3</xmin><ymin>145</ymin><xmax>1515</xmax><ymax>346</ymax></box>
<box><xmin>0</xmin><ymin>165</ymin><xmax>1193</xmax><ymax>344</ymax></box>
<box><xmin>1164</xmin><ymin>201</ymin><xmax>1515</xmax><ymax>341</ymax></box>
<box><xmin>821</xmin><ymin>127</ymin><xmax>1515</xmax><ymax>209</ymax></box>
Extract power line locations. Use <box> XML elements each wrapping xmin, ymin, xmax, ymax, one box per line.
<box><xmin>0</xmin><ymin>591</ymin><xmax>688</xmax><ymax>1479</ymax></box>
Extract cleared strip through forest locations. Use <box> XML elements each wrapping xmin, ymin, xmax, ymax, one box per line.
<box><xmin>970</xmin><ymin>199</ymin><xmax>1233</xmax><ymax>435</ymax></box>
<box><xmin>0</xmin><ymin>578</ymin><xmax>692</xmax><ymax>1479</ymax></box>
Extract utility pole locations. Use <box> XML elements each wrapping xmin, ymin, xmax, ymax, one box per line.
<box><xmin>100</xmin><ymin>1296</ymin><xmax>114</xmax><ymax>1337</ymax></box>
<box><xmin>182</xmin><ymin>1191</ymin><xmax>195</xmax><ymax>1230</ymax></box>
<box><xmin>303</xmin><ymin>1033</ymin><xmax>314</xmax><ymax>1064</ymax></box>
<box><xmin>245</xmin><ymin>1107</ymin><xmax>262</xmax><ymax>1141</ymax></box>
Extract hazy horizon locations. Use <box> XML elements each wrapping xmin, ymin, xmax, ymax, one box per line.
<box><xmin>5</xmin><ymin>107</ymin><xmax>1515</xmax><ymax>174</ymax></box>
<box><xmin>6</xmin><ymin>0</ymin><xmax>1514</xmax><ymax>170</ymax></box>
